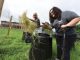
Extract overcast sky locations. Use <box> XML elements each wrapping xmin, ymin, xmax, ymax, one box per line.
<box><xmin>1</xmin><ymin>0</ymin><xmax>80</xmax><ymax>23</ymax></box>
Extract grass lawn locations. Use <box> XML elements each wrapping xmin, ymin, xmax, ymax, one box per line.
<box><xmin>0</xmin><ymin>27</ymin><xmax>31</xmax><ymax>60</ymax></box>
<box><xmin>0</xmin><ymin>27</ymin><xmax>80</xmax><ymax>60</ymax></box>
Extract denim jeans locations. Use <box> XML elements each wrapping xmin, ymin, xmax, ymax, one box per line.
<box><xmin>55</xmin><ymin>34</ymin><xmax>76</xmax><ymax>60</ymax></box>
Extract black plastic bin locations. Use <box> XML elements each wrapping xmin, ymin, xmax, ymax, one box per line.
<box><xmin>29</xmin><ymin>33</ymin><xmax>52</xmax><ymax>60</ymax></box>
<box><xmin>22</xmin><ymin>32</ymin><xmax>32</xmax><ymax>43</ymax></box>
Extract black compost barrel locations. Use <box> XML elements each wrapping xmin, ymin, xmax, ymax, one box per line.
<box><xmin>22</xmin><ymin>32</ymin><xmax>32</xmax><ymax>43</ymax></box>
<box><xmin>29</xmin><ymin>33</ymin><xmax>52</xmax><ymax>60</ymax></box>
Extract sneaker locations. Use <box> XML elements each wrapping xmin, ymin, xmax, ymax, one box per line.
<box><xmin>55</xmin><ymin>58</ymin><xmax>60</xmax><ymax>60</ymax></box>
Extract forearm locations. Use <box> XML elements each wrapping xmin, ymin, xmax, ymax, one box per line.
<box><xmin>30</xmin><ymin>19</ymin><xmax>35</xmax><ymax>22</ymax></box>
<box><xmin>66</xmin><ymin>17</ymin><xmax>80</xmax><ymax>26</ymax></box>
<box><xmin>61</xmin><ymin>17</ymin><xmax>80</xmax><ymax>28</ymax></box>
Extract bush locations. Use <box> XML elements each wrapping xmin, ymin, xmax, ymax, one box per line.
<box><xmin>76</xmin><ymin>24</ymin><xmax>80</xmax><ymax>32</ymax></box>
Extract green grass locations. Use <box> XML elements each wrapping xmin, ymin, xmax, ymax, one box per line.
<box><xmin>0</xmin><ymin>27</ymin><xmax>31</xmax><ymax>60</ymax></box>
<box><xmin>0</xmin><ymin>27</ymin><xmax>80</xmax><ymax>60</ymax></box>
<box><xmin>70</xmin><ymin>41</ymin><xmax>80</xmax><ymax>60</ymax></box>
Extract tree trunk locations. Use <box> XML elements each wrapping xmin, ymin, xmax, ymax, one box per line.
<box><xmin>0</xmin><ymin>0</ymin><xmax>4</xmax><ymax>16</ymax></box>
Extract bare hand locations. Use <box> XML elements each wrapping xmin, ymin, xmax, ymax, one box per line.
<box><xmin>61</xmin><ymin>25</ymin><xmax>67</xmax><ymax>28</ymax></box>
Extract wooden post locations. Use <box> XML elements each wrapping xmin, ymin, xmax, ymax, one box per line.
<box><xmin>0</xmin><ymin>0</ymin><xmax>4</xmax><ymax>16</ymax></box>
<box><xmin>7</xmin><ymin>16</ymin><xmax>12</xmax><ymax>36</ymax></box>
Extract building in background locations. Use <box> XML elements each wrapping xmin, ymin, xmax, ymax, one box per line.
<box><xmin>1</xmin><ymin>21</ymin><xmax>21</xmax><ymax>29</ymax></box>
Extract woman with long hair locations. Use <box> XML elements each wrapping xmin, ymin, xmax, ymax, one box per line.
<box><xmin>49</xmin><ymin>7</ymin><xmax>80</xmax><ymax>60</ymax></box>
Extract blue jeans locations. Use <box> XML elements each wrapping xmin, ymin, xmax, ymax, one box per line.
<box><xmin>55</xmin><ymin>34</ymin><xmax>76</xmax><ymax>60</ymax></box>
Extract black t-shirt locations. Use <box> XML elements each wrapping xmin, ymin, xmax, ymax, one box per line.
<box><xmin>35</xmin><ymin>18</ymin><xmax>40</xmax><ymax>28</ymax></box>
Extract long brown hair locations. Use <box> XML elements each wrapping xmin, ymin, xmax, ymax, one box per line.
<box><xmin>49</xmin><ymin>7</ymin><xmax>62</xmax><ymax>23</ymax></box>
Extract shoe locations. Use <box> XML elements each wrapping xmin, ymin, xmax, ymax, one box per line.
<box><xmin>55</xmin><ymin>58</ymin><xmax>60</xmax><ymax>60</ymax></box>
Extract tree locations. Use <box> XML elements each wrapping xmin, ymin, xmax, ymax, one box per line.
<box><xmin>20</xmin><ymin>12</ymin><xmax>37</xmax><ymax>34</ymax></box>
<box><xmin>0</xmin><ymin>0</ymin><xmax>4</xmax><ymax>16</ymax></box>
